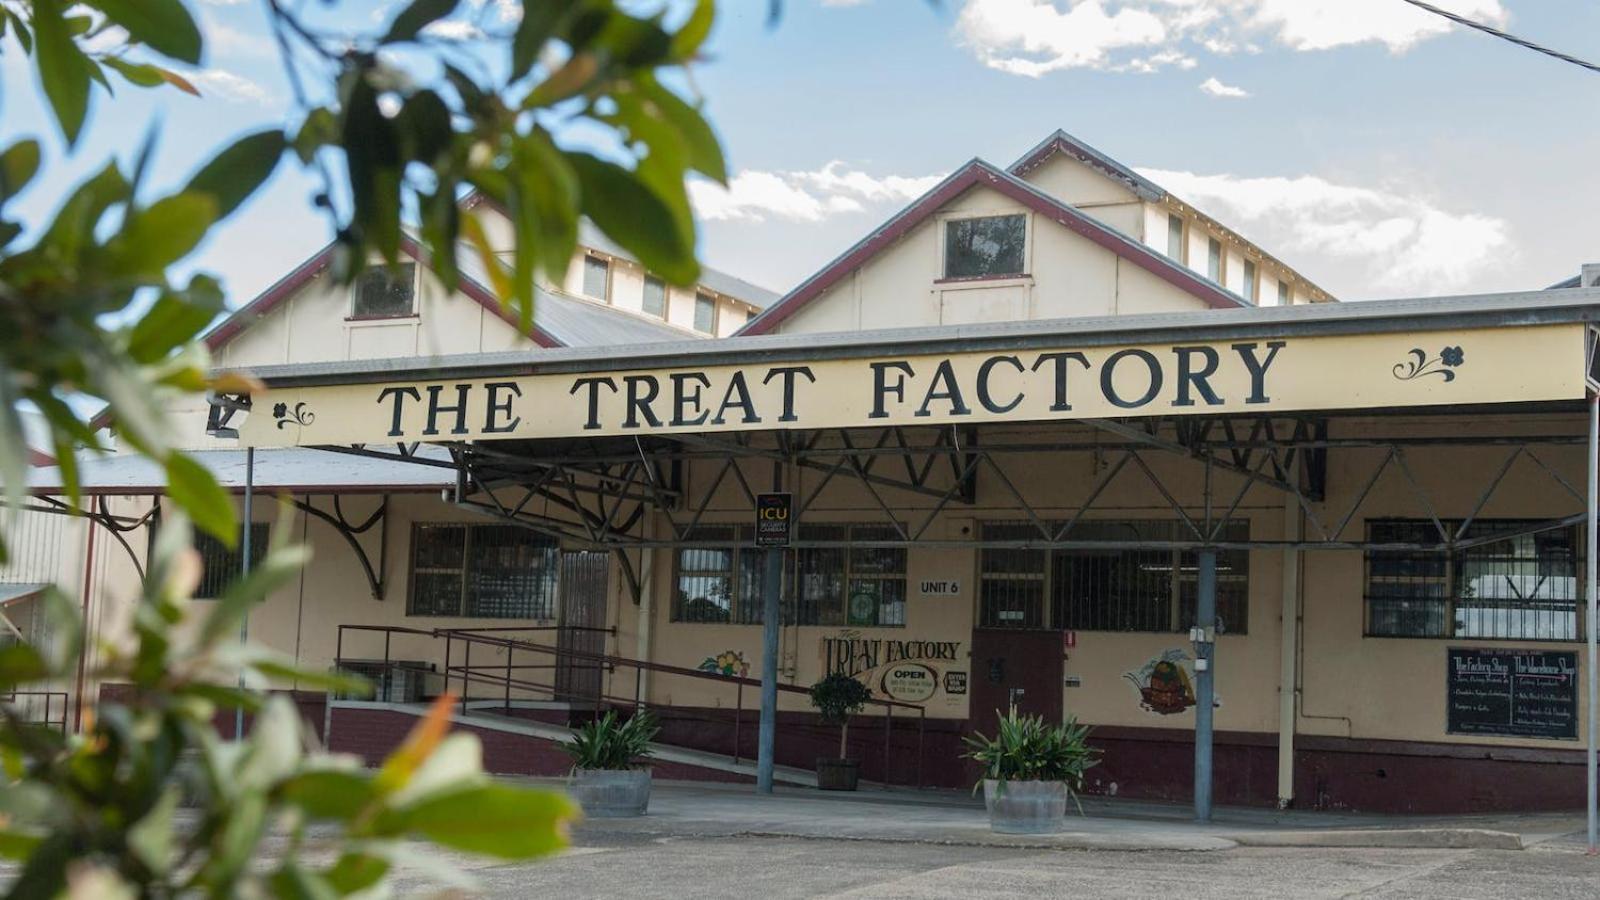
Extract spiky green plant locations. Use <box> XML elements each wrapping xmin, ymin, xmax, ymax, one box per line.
<box><xmin>962</xmin><ymin>709</ymin><xmax>1100</xmax><ymax>811</ymax></box>
<box><xmin>564</xmin><ymin>710</ymin><xmax>659</xmax><ymax>771</ymax></box>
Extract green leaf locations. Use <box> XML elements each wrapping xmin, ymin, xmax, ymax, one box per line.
<box><xmin>396</xmin><ymin>784</ymin><xmax>577</xmax><ymax>859</ymax></box>
<box><xmin>292</xmin><ymin>108</ymin><xmax>338</xmax><ymax>165</ymax></box>
<box><xmin>164</xmin><ymin>452</ymin><xmax>234</xmax><ymax>545</ymax></box>
<box><xmin>0</xmin><ymin>643</ymin><xmax>49</xmax><ymax>690</ymax></box>
<box><xmin>104</xmin><ymin>191</ymin><xmax>219</xmax><ymax>281</ymax></box>
<box><xmin>566</xmin><ymin>151</ymin><xmax>697</xmax><ymax>284</ymax></box>
<box><xmin>0</xmin><ymin>829</ymin><xmax>44</xmax><ymax>861</ymax></box>
<box><xmin>268</xmin><ymin>863</ymin><xmax>339</xmax><ymax>900</ymax></box>
<box><xmin>101</xmin><ymin>56</ymin><xmax>166</xmax><ymax>88</ymax></box>
<box><xmin>638</xmin><ymin>78</ymin><xmax>726</xmax><ymax>183</ymax></box>
<box><xmin>0</xmin><ymin>140</ymin><xmax>42</xmax><ymax>204</ymax></box>
<box><xmin>126</xmin><ymin>786</ymin><xmax>180</xmax><ymax>875</ymax></box>
<box><xmin>126</xmin><ymin>276</ymin><xmax>225</xmax><ymax>364</ymax></box>
<box><xmin>32</xmin><ymin>0</ymin><xmax>94</xmax><ymax>147</ymax></box>
<box><xmin>323</xmin><ymin>854</ymin><xmax>390</xmax><ymax>894</ymax></box>
<box><xmin>342</xmin><ymin>75</ymin><xmax>403</xmax><ymax>263</ymax></box>
<box><xmin>384</xmin><ymin>0</ymin><xmax>461</xmax><ymax>43</ymax></box>
<box><xmin>0</xmin><ymin>365</ymin><xmax>30</xmax><ymax>542</ymax></box>
<box><xmin>87</xmin><ymin>0</ymin><xmax>203</xmax><ymax>65</ymax></box>
<box><xmin>185</xmin><ymin>130</ymin><xmax>286</xmax><ymax>219</ymax></box>
<box><xmin>280</xmin><ymin>770</ymin><xmax>378</xmax><ymax>821</ymax></box>
<box><xmin>197</xmin><ymin>543</ymin><xmax>311</xmax><ymax>647</ymax></box>
<box><xmin>511</xmin><ymin>4</ymin><xmax>571</xmax><ymax>79</ymax></box>
<box><xmin>671</xmin><ymin>0</ymin><xmax>715</xmax><ymax>61</ymax></box>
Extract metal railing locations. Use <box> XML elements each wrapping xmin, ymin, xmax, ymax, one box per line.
<box><xmin>2</xmin><ymin>691</ymin><xmax>69</xmax><ymax>733</ymax></box>
<box><xmin>332</xmin><ymin>623</ymin><xmax>928</xmax><ymax>788</ymax></box>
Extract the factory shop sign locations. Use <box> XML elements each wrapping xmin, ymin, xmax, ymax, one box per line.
<box><xmin>822</xmin><ymin>634</ymin><xmax>962</xmax><ymax>680</ymax></box>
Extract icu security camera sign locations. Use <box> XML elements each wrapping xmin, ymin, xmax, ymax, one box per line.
<box><xmin>755</xmin><ymin>492</ymin><xmax>792</xmax><ymax>547</ymax></box>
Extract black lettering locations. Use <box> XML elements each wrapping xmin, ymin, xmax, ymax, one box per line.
<box><xmin>1101</xmin><ymin>349</ymin><xmax>1163</xmax><ymax>409</ymax></box>
<box><xmin>1171</xmin><ymin>346</ymin><xmax>1223</xmax><ymax>408</ymax></box>
<box><xmin>976</xmin><ymin>355</ymin><xmax>1026</xmax><ymax>414</ymax></box>
<box><xmin>762</xmin><ymin>366</ymin><xmax>815</xmax><ymax>423</ymax></box>
<box><xmin>623</xmin><ymin>375</ymin><xmax>663</xmax><ymax>428</ymax></box>
<box><xmin>1233</xmin><ymin>341</ymin><xmax>1285</xmax><ymax>404</ymax></box>
<box><xmin>423</xmin><ymin>384</ymin><xmax>472</xmax><ymax>436</ymax></box>
<box><xmin>711</xmin><ymin>371</ymin><xmax>761</xmax><ymax>425</ymax></box>
<box><xmin>670</xmin><ymin>372</ymin><xmax>711</xmax><ymax>427</ymax></box>
<box><xmin>1031</xmin><ymin>351</ymin><xmax>1090</xmax><ymax>411</ymax></box>
<box><xmin>870</xmin><ymin>361</ymin><xmax>915</xmax><ymax>419</ymax></box>
<box><xmin>483</xmin><ymin>381</ymin><xmax>522</xmax><ymax>433</ymax></box>
<box><xmin>568</xmin><ymin>377</ymin><xmax>617</xmax><ymax>430</ymax></box>
<box><xmin>915</xmin><ymin>360</ymin><xmax>971</xmax><ymax>417</ymax></box>
<box><xmin>377</xmin><ymin>386</ymin><xmax>420</xmax><ymax>437</ymax></box>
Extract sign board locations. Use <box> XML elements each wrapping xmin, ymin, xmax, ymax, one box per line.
<box><xmin>754</xmin><ymin>493</ymin><xmax>792</xmax><ymax>547</ymax></box>
<box><xmin>240</xmin><ymin>324</ymin><xmax>1586</xmax><ymax>447</ymax></box>
<box><xmin>1446</xmin><ymin>648</ymin><xmax>1578</xmax><ymax>740</ymax></box>
<box><xmin>880</xmin><ymin>663</ymin><xmax>939</xmax><ymax>702</ymax></box>
<box><xmin>919</xmin><ymin>579</ymin><xmax>961</xmax><ymax>597</ymax></box>
<box><xmin>942</xmin><ymin>671</ymin><xmax>968</xmax><ymax>695</ymax></box>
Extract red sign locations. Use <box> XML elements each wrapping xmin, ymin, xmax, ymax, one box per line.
<box><xmin>1063</xmin><ymin>630</ymin><xmax>1077</xmax><ymax>649</ymax></box>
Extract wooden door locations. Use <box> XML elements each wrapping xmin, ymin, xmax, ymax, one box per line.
<box><xmin>967</xmin><ymin>629</ymin><xmax>1063</xmax><ymax>735</ymax></box>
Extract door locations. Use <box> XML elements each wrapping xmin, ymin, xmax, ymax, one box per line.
<box><xmin>554</xmin><ymin>551</ymin><xmax>608</xmax><ymax>706</ymax></box>
<box><xmin>967</xmin><ymin>629</ymin><xmax>1064</xmax><ymax>735</ymax></box>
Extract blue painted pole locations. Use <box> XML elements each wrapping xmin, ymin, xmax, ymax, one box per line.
<box><xmin>235</xmin><ymin>446</ymin><xmax>254</xmax><ymax>741</ymax></box>
<box><xmin>756</xmin><ymin>546</ymin><xmax>782</xmax><ymax>793</ymax></box>
<box><xmin>1194</xmin><ymin>548</ymin><xmax>1216</xmax><ymax>823</ymax></box>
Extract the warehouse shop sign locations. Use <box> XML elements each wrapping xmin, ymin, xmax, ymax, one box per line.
<box><xmin>238</xmin><ymin>325</ymin><xmax>1583</xmax><ymax>447</ymax></box>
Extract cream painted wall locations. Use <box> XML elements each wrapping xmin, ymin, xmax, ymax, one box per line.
<box><xmin>1018</xmin><ymin>154</ymin><xmax>1140</xmax><ymax>208</ymax></box>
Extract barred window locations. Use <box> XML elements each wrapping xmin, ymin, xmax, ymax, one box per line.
<box><xmin>407</xmin><ymin>524</ymin><xmax>559</xmax><ymax>618</ymax></box>
<box><xmin>193</xmin><ymin>524</ymin><xmax>269</xmax><ymax>600</ymax></box>
<box><xmin>671</xmin><ymin>524</ymin><xmax>907</xmax><ymax>626</ymax></box>
<box><xmin>1365</xmin><ymin>519</ymin><xmax>1579</xmax><ymax>640</ymax></box>
<box><xmin>979</xmin><ymin>519</ymin><xmax>1249</xmax><ymax>633</ymax></box>
<box><xmin>352</xmin><ymin>263</ymin><xmax>415</xmax><ymax>318</ymax></box>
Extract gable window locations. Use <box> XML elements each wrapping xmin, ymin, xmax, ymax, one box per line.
<box><xmin>978</xmin><ymin>520</ymin><xmax>1250</xmax><ymax>634</ymax></box>
<box><xmin>194</xmin><ymin>524</ymin><xmax>270</xmax><ymax>599</ymax></box>
<box><xmin>1364</xmin><ymin>520</ymin><xmax>1579</xmax><ymax>641</ymax></box>
<box><xmin>352</xmin><ymin>263</ymin><xmax>416</xmax><ymax>319</ymax></box>
<box><xmin>944</xmin><ymin>214</ymin><xmax>1026</xmax><ymax>280</ymax></box>
<box><xmin>642</xmin><ymin>275</ymin><xmax>667</xmax><ymax>317</ymax></box>
<box><xmin>408</xmin><ymin>523</ymin><xmax>559</xmax><ymax>618</ymax></box>
<box><xmin>1206</xmin><ymin>237</ymin><xmax>1222</xmax><ymax>282</ymax></box>
<box><xmin>1166</xmin><ymin>214</ymin><xmax>1185</xmax><ymax>262</ymax></box>
<box><xmin>1277</xmin><ymin>280</ymin><xmax>1291</xmax><ymax>306</ymax></box>
<box><xmin>1242</xmin><ymin>259</ymin><xmax>1257</xmax><ymax>303</ymax></box>
<box><xmin>694</xmin><ymin>291</ymin><xmax>717</xmax><ymax>333</ymax></box>
<box><xmin>582</xmin><ymin>255</ymin><xmax>610</xmax><ymax>301</ymax></box>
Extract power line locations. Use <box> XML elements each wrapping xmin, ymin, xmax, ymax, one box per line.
<box><xmin>1400</xmin><ymin>0</ymin><xmax>1600</xmax><ymax>75</ymax></box>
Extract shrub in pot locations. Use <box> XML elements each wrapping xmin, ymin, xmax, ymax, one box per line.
<box><xmin>564</xmin><ymin>709</ymin><xmax>660</xmax><ymax>817</ymax></box>
<box><xmin>962</xmin><ymin>709</ymin><xmax>1100</xmax><ymax>834</ymax></box>
<box><xmin>808</xmin><ymin>672</ymin><xmax>874</xmax><ymax>790</ymax></box>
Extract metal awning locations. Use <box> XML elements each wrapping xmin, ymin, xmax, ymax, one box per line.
<box><xmin>25</xmin><ymin>446</ymin><xmax>456</xmax><ymax>496</ymax></box>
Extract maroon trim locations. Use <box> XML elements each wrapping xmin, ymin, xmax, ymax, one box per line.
<box><xmin>933</xmin><ymin>273</ymin><xmax>1030</xmax><ymax>285</ymax></box>
<box><xmin>26</xmin><ymin>448</ymin><xmax>55</xmax><ymax>467</ymax></box>
<box><xmin>343</xmin><ymin>313</ymin><xmax>420</xmax><ymax>323</ymax></box>
<box><xmin>740</xmin><ymin>161</ymin><xmax>1243</xmax><ymax>337</ymax></box>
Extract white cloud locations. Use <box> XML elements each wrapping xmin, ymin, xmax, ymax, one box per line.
<box><xmin>1137</xmin><ymin>167</ymin><xmax>1513</xmax><ymax>294</ymax></box>
<box><xmin>690</xmin><ymin>162</ymin><xmax>946</xmax><ymax>223</ymax></box>
<box><xmin>1198</xmin><ymin>75</ymin><xmax>1248</xmax><ymax>97</ymax></box>
<box><xmin>422</xmin><ymin>19</ymin><xmax>485</xmax><ymax>40</ymax></box>
<box><xmin>185</xmin><ymin>69</ymin><xmax>270</xmax><ymax>105</ymax></box>
<box><xmin>955</xmin><ymin>0</ymin><xmax>1508</xmax><ymax>76</ymax></box>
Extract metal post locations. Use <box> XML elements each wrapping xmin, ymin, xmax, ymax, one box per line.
<box><xmin>234</xmin><ymin>446</ymin><xmax>254</xmax><ymax>741</ymax></box>
<box><xmin>1194</xmin><ymin>548</ymin><xmax>1217</xmax><ymax>823</ymax></box>
<box><xmin>756</xmin><ymin>547</ymin><xmax>782</xmax><ymax>794</ymax></box>
<box><xmin>1587</xmin><ymin>393</ymin><xmax>1597</xmax><ymax>855</ymax></box>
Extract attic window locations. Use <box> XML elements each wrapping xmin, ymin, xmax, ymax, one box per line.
<box><xmin>943</xmin><ymin>214</ymin><xmax>1025</xmax><ymax>280</ymax></box>
<box><xmin>583</xmin><ymin>255</ymin><xmax>610</xmax><ymax>300</ymax></box>
<box><xmin>352</xmin><ymin>263</ymin><xmax>416</xmax><ymax>319</ymax></box>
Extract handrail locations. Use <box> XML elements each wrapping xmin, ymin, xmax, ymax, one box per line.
<box><xmin>2</xmin><ymin>690</ymin><xmax>69</xmax><ymax>733</ymax></box>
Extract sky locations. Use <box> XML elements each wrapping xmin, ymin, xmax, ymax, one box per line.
<box><xmin>5</xmin><ymin>0</ymin><xmax>1600</xmax><ymax>308</ymax></box>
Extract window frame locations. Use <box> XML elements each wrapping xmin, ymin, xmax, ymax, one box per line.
<box><xmin>349</xmin><ymin>262</ymin><xmax>418</xmax><ymax>321</ymax></box>
<box><xmin>693</xmin><ymin>290</ymin><xmax>718</xmax><ymax>334</ymax></box>
<box><xmin>642</xmin><ymin>275</ymin><xmax>667</xmax><ymax>318</ymax></box>
<box><xmin>1277</xmin><ymin>279</ymin><xmax>1291</xmax><ymax>306</ymax></box>
<box><xmin>405</xmin><ymin>522</ymin><xmax>560</xmax><ymax>619</ymax></box>
<box><xmin>1242</xmin><ymin>259</ymin><xmax>1257</xmax><ymax>303</ymax></box>
<box><xmin>940</xmin><ymin>212</ymin><xmax>1029</xmax><ymax>282</ymax></box>
<box><xmin>193</xmin><ymin>523</ymin><xmax>271</xmax><ymax>600</ymax></box>
<box><xmin>1166</xmin><ymin>213</ymin><xmax>1186</xmax><ymax>263</ymax></box>
<box><xmin>582</xmin><ymin>254</ymin><xmax>611</xmax><ymax>302</ymax></box>
<box><xmin>1206</xmin><ymin>237</ymin><xmax>1223</xmax><ymax>283</ymax></box>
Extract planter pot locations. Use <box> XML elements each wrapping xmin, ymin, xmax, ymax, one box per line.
<box><xmin>983</xmin><ymin>779</ymin><xmax>1068</xmax><ymax>834</ymax></box>
<box><xmin>815</xmin><ymin>757</ymin><xmax>860</xmax><ymax>791</ymax></box>
<box><xmin>568</xmin><ymin>768</ymin><xmax>651</xmax><ymax>817</ymax></box>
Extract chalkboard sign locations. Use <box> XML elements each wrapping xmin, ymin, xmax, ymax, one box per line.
<box><xmin>1446</xmin><ymin>648</ymin><xmax>1578</xmax><ymax>740</ymax></box>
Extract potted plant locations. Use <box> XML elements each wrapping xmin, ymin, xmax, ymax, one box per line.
<box><xmin>564</xmin><ymin>709</ymin><xmax>659</xmax><ymax>817</ymax></box>
<box><xmin>962</xmin><ymin>708</ymin><xmax>1100</xmax><ymax>834</ymax></box>
<box><xmin>808</xmin><ymin>672</ymin><xmax>874</xmax><ymax>791</ymax></box>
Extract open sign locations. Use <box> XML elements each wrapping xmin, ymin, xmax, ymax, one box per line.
<box><xmin>880</xmin><ymin>663</ymin><xmax>938</xmax><ymax>703</ymax></box>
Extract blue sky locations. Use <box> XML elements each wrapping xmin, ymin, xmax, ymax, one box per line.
<box><xmin>5</xmin><ymin>0</ymin><xmax>1600</xmax><ymax>307</ymax></box>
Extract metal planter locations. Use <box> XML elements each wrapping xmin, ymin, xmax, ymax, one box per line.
<box><xmin>982</xmin><ymin>779</ymin><xmax>1068</xmax><ymax>834</ymax></box>
<box><xmin>568</xmin><ymin>768</ymin><xmax>652</xmax><ymax>817</ymax></box>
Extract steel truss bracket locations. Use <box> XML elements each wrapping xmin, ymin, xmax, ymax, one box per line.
<box><xmin>204</xmin><ymin>391</ymin><xmax>252</xmax><ymax>439</ymax></box>
<box><xmin>294</xmin><ymin>495</ymin><xmax>388</xmax><ymax>600</ymax></box>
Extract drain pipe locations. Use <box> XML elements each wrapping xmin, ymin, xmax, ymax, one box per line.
<box><xmin>1277</xmin><ymin>493</ymin><xmax>1301</xmax><ymax>808</ymax></box>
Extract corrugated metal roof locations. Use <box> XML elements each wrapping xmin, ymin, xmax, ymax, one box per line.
<box><xmin>577</xmin><ymin>221</ymin><xmax>782</xmax><ymax>309</ymax></box>
<box><xmin>0</xmin><ymin>584</ymin><xmax>47</xmax><ymax>606</ymax></box>
<box><xmin>1548</xmin><ymin>274</ymin><xmax>1582</xmax><ymax>289</ymax></box>
<box><xmin>23</xmin><ymin>447</ymin><xmax>455</xmax><ymax>495</ymax></box>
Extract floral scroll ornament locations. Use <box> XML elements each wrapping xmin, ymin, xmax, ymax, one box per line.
<box><xmin>1392</xmin><ymin>346</ymin><xmax>1465</xmax><ymax>383</ymax></box>
<box><xmin>272</xmin><ymin>402</ymin><xmax>315</xmax><ymax>429</ymax></box>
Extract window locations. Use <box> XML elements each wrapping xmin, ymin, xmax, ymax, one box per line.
<box><xmin>1277</xmin><ymin>280</ymin><xmax>1291</xmax><ymax>306</ymax></box>
<box><xmin>582</xmin><ymin>255</ymin><xmax>610</xmax><ymax>300</ymax></box>
<box><xmin>1242</xmin><ymin>259</ymin><xmax>1257</xmax><ymax>303</ymax></box>
<box><xmin>408</xmin><ymin>523</ymin><xmax>559</xmax><ymax>618</ymax></box>
<box><xmin>671</xmin><ymin>524</ymin><xmax>908</xmax><ymax>626</ymax></box>
<box><xmin>979</xmin><ymin>520</ymin><xmax>1249</xmax><ymax>633</ymax></box>
<box><xmin>194</xmin><ymin>524</ymin><xmax>270</xmax><ymax>599</ymax></box>
<box><xmin>1365</xmin><ymin>520</ymin><xmax>1579</xmax><ymax>640</ymax></box>
<box><xmin>943</xmin><ymin>214</ymin><xmax>1026</xmax><ymax>279</ymax></box>
<box><xmin>694</xmin><ymin>291</ymin><xmax>717</xmax><ymax>333</ymax></box>
<box><xmin>642</xmin><ymin>275</ymin><xmax>667</xmax><ymax>317</ymax></box>
<box><xmin>1166</xmin><ymin>214</ymin><xmax>1185</xmax><ymax>262</ymax></box>
<box><xmin>352</xmin><ymin>263</ymin><xmax>416</xmax><ymax>318</ymax></box>
<box><xmin>1206</xmin><ymin>238</ymin><xmax>1222</xmax><ymax>282</ymax></box>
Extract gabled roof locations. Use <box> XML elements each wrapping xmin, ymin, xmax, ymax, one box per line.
<box><xmin>1008</xmin><ymin>128</ymin><xmax>1166</xmax><ymax>202</ymax></box>
<box><xmin>739</xmin><ymin>158</ymin><xmax>1245</xmax><ymax>336</ymax></box>
<box><xmin>1548</xmin><ymin>274</ymin><xmax>1582</xmax><ymax>289</ymax></box>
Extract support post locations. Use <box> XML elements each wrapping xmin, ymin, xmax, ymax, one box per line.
<box><xmin>1194</xmin><ymin>548</ymin><xmax>1216</xmax><ymax>823</ymax></box>
<box><xmin>235</xmin><ymin>446</ymin><xmax>254</xmax><ymax>741</ymax></box>
<box><xmin>1277</xmin><ymin>493</ymin><xmax>1301</xmax><ymax>808</ymax></box>
<box><xmin>756</xmin><ymin>546</ymin><xmax>782</xmax><ymax>794</ymax></box>
<box><xmin>1587</xmin><ymin>392</ymin><xmax>1597</xmax><ymax>855</ymax></box>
